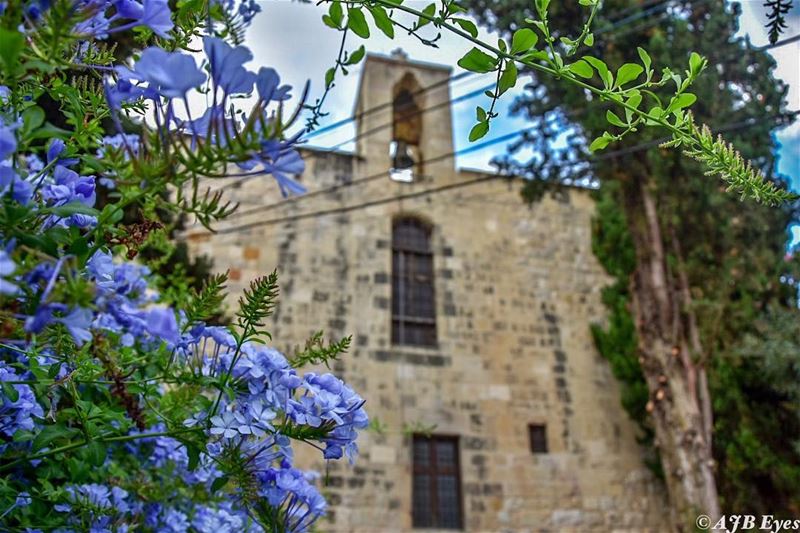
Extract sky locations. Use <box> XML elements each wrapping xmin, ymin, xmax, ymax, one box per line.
<box><xmin>240</xmin><ymin>0</ymin><xmax>799</xmax><ymax>192</ymax></box>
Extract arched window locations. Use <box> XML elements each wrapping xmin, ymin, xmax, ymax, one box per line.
<box><xmin>392</xmin><ymin>217</ymin><xmax>436</xmax><ymax>346</ymax></box>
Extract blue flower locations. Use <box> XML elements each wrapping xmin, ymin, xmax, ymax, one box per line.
<box><xmin>203</xmin><ymin>37</ymin><xmax>256</xmax><ymax>95</ymax></box>
<box><xmin>264</xmin><ymin>151</ymin><xmax>306</xmax><ymax>197</ymax></box>
<box><xmin>0</xmin><ymin>165</ymin><xmax>33</xmax><ymax>205</ymax></box>
<box><xmin>15</xmin><ymin>492</ymin><xmax>32</xmax><ymax>507</ymax></box>
<box><xmin>0</xmin><ymin>250</ymin><xmax>19</xmax><ymax>295</ymax></box>
<box><xmin>47</xmin><ymin>138</ymin><xmax>65</xmax><ymax>164</ymax></box>
<box><xmin>210</xmin><ymin>412</ymin><xmax>248</xmax><ymax>439</ymax></box>
<box><xmin>129</xmin><ymin>0</ymin><xmax>173</xmax><ymax>38</ymax></box>
<box><xmin>60</xmin><ymin>307</ymin><xmax>94</xmax><ymax>346</ymax></box>
<box><xmin>116</xmin><ymin>48</ymin><xmax>206</xmax><ymax>99</ymax></box>
<box><xmin>144</xmin><ymin>307</ymin><xmax>179</xmax><ymax>344</ymax></box>
<box><xmin>0</xmin><ymin>362</ymin><xmax>44</xmax><ymax>438</ymax></box>
<box><xmin>255</xmin><ymin>67</ymin><xmax>291</xmax><ymax>103</ymax></box>
<box><xmin>0</xmin><ymin>122</ymin><xmax>16</xmax><ymax>160</ymax></box>
<box><xmin>104</xmin><ymin>78</ymin><xmax>147</xmax><ymax>109</ymax></box>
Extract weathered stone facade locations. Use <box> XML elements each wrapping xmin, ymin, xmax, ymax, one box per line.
<box><xmin>185</xmin><ymin>52</ymin><xmax>668</xmax><ymax>532</ymax></box>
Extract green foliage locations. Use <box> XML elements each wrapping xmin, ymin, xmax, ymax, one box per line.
<box><xmin>235</xmin><ymin>271</ymin><xmax>280</xmax><ymax>343</ymax></box>
<box><xmin>289</xmin><ymin>331</ymin><xmax>352</xmax><ymax>369</ymax></box>
<box><xmin>461</xmin><ymin>0</ymin><xmax>800</xmax><ymax>513</ymax></box>
<box><xmin>589</xmin><ymin>183</ymin><xmax>660</xmax><ymax>474</ymax></box>
<box><xmin>316</xmin><ymin>0</ymin><xmax>798</xmax><ymax>205</ymax></box>
<box><xmin>184</xmin><ymin>272</ymin><xmax>229</xmax><ymax>327</ymax></box>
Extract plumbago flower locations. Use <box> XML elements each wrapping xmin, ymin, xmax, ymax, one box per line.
<box><xmin>0</xmin><ymin>1</ymin><xmax>366</xmax><ymax>532</ymax></box>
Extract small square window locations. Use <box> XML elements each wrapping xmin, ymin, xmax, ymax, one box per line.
<box><xmin>529</xmin><ymin>424</ymin><xmax>548</xmax><ymax>454</ymax></box>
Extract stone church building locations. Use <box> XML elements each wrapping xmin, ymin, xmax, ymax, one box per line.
<box><xmin>185</xmin><ymin>52</ymin><xmax>668</xmax><ymax>531</ymax></box>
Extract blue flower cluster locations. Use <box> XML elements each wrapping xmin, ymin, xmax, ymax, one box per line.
<box><xmin>22</xmin><ymin>0</ymin><xmax>173</xmax><ymax>39</ymax></box>
<box><xmin>107</xmin><ymin>35</ymin><xmax>306</xmax><ymax>197</ymax></box>
<box><xmin>176</xmin><ymin>326</ymin><xmax>369</xmax><ymax>530</ymax></box>
<box><xmin>0</xmin><ymin>362</ymin><xmax>43</xmax><ymax>451</ymax></box>
<box><xmin>0</xmin><ymin>1</ymin><xmax>367</xmax><ymax>531</ymax></box>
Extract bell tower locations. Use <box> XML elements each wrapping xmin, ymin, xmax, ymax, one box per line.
<box><xmin>353</xmin><ymin>49</ymin><xmax>455</xmax><ymax>182</ymax></box>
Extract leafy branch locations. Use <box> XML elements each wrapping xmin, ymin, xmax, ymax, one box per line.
<box><xmin>764</xmin><ymin>0</ymin><xmax>793</xmax><ymax>45</ymax></box>
<box><xmin>289</xmin><ymin>331</ymin><xmax>352</xmax><ymax>368</ymax></box>
<box><xmin>319</xmin><ymin>0</ymin><xmax>796</xmax><ymax>205</ymax></box>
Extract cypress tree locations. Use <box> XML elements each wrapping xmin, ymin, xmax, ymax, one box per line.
<box><xmin>461</xmin><ymin>0</ymin><xmax>800</xmax><ymax>525</ymax></box>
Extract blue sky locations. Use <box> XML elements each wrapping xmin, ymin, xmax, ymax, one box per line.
<box><xmin>241</xmin><ymin>1</ymin><xmax>798</xmax><ymax>191</ymax></box>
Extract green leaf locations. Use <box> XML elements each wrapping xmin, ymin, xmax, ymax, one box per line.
<box><xmin>324</xmin><ymin>67</ymin><xmax>335</xmax><ymax>89</ymax></box>
<box><xmin>417</xmin><ymin>3</ymin><xmax>436</xmax><ymax>28</ymax></box>
<box><xmin>0</xmin><ymin>28</ymin><xmax>24</xmax><ymax>76</ymax></box>
<box><xmin>45</xmin><ymin>202</ymin><xmax>101</xmax><ymax>218</ymax></box>
<box><xmin>86</xmin><ymin>441</ymin><xmax>106</xmax><ymax>467</ymax></box>
<box><xmin>211</xmin><ymin>475</ymin><xmax>230</xmax><ymax>493</ymax></box>
<box><xmin>511</xmin><ymin>28</ymin><xmax>538</xmax><ymax>55</ymax></box>
<box><xmin>667</xmin><ymin>93</ymin><xmax>696</xmax><ymax>113</ymax></box>
<box><xmin>185</xmin><ymin>441</ymin><xmax>201</xmax><ymax>471</ymax></box>
<box><xmin>567</xmin><ymin>60</ymin><xmax>593</xmax><ymax>79</ymax></box>
<box><xmin>637</xmin><ymin>47</ymin><xmax>651</xmax><ymax>71</ymax></box>
<box><xmin>606</xmin><ymin>110</ymin><xmax>627</xmax><ymax>127</ymax></box>
<box><xmin>583</xmin><ymin>56</ymin><xmax>612</xmax><ymax>88</ymax></box>
<box><xmin>329</xmin><ymin>1</ymin><xmax>344</xmax><ymax>26</ymax></box>
<box><xmin>368</xmin><ymin>6</ymin><xmax>394</xmax><ymax>38</ymax></box>
<box><xmin>615</xmin><ymin>63</ymin><xmax>643</xmax><ymax>88</ymax></box>
<box><xmin>535</xmin><ymin>0</ymin><xmax>551</xmax><ymax>18</ymax></box>
<box><xmin>21</xmin><ymin>106</ymin><xmax>46</xmax><ymax>137</ymax></box>
<box><xmin>476</xmin><ymin>106</ymin><xmax>487</xmax><ymax>122</ymax></box>
<box><xmin>453</xmin><ymin>18</ymin><xmax>478</xmax><ymax>38</ymax></box>
<box><xmin>469</xmin><ymin>121</ymin><xmax>489</xmax><ymax>141</ymax></box>
<box><xmin>583</xmin><ymin>33</ymin><xmax>594</xmax><ymax>46</ymax></box>
<box><xmin>625</xmin><ymin>91</ymin><xmax>642</xmax><ymax>122</ymax></box>
<box><xmin>589</xmin><ymin>134</ymin><xmax>612</xmax><ymax>152</ymax></box>
<box><xmin>689</xmin><ymin>52</ymin><xmax>705</xmax><ymax>76</ymax></box>
<box><xmin>33</xmin><ymin>425</ymin><xmax>80</xmax><ymax>452</ymax></box>
<box><xmin>498</xmin><ymin>61</ymin><xmax>518</xmax><ymax>95</ymax></box>
<box><xmin>347</xmin><ymin>7</ymin><xmax>370</xmax><ymax>38</ymax></box>
<box><xmin>322</xmin><ymin>15</ymin><xmax>338</xmax><ymax>29</ymax></box>
<box><xmin>347</xmin><ymin>45</ymin><xmax>366</xmax><ymax>66</ymax></box>
<box><xmin>2</xmin><ymin>382</ymin><xmax>19</xmax><ymax>403</ymax></box>
<box><xmin>457</xmin><ymin>47</ymin><xmax>498</xmax><ymax>73</ymax></box>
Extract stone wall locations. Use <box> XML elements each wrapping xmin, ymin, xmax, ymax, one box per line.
<box><xmin>183</xmin><ymin>53</ymin><xmax>669</xmax><ymax>532</ymax></box>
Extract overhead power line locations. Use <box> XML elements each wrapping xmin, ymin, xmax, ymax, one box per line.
<box><xmin>196</xmin><ymin>115</ymin><xmax>778</xmax><ymax>238</ymax></box>
<box><xmin>302</xmin><ymin>0</ymin><xmax>680</xmax><ymax>141</ymax></box>
<box><xmin>212</xmin><ymin>1</ymin><xmax>693</xmax><ymax>195</ymax></box>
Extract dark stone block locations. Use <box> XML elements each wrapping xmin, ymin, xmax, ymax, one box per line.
<box><xmin>373</xmin><ymin>296</ymin><xmax>389</xmax><ymax>309</ymax></box>
<box><xmin>440</xmin><ymin>269</ymin><xmax>453</xmax><ymax>279</ymax></box>
<box><xmin>373</xmin><ymin>350</ymin><xmax>391</xmax><ymax>362</ymax></box>
<box><xmin>443</xmin><ymin>304</ymin><xmax>457</xmax><ymax>316</ymax></box>
<box><xmin>483</xmin><ymin>483</ymin><xmax>503</xmax><ymax>496</ymax></box>
<box><xmin>463</xmin><ymin>437</ymin><xmax>490</xmax><ymax>450</ymax></box>
<box><xmin>426</xmin><ymin>355</ymin><xmax>448</xmax><ymax>367</ymax></box>
<box><xmin>356</xmin><ymin>335</ymin><xmax>368</xmax><ymax>347</ymax></box>
<box><xmin>376</xmin><ymin>239</ymin><xmax>389</xmax><ymax>249</ymax></box>
<box><xmin>328</xmin><ymin>318</ymin><xmax>346</xmax><ymax>330</ymax></box>
<box><xmin>347</xmin><ymin>477</ymin><xmax>366</xmax><ymax>489</ymax></box>
<box><xmin>313</xmin><ymin>290</ymin><xmax>329</xmax><ymax>302</ymax></box>
<box><xmin>443</xmin><ymin>246</ymin><xmax>454</xmax><ymax>257</ymax></box>
<box><xmin>373</xmin><ymin>272</ymin><xmax>389</xmax><ymax>284</ymax></box>
<box><xmin>326</xmin><ymin>476</ymin><xmax>344</xmax><ymax>488</ymax></box>
<box><xmin>554</xmin><ymin>350</ymin><xmax>567</xmax><ymax>362</ymax></box>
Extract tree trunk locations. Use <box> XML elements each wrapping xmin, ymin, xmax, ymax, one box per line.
<box><xmin>623</xmin><ymin>174</ymin><xmax>720</xmax><ymax>530</ymax></box>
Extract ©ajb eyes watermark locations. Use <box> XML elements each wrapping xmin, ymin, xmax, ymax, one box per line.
<box><xmin>696</xmin><ymin>514</ymin><xmax>800</xmax><ymax>532</ymax></box>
